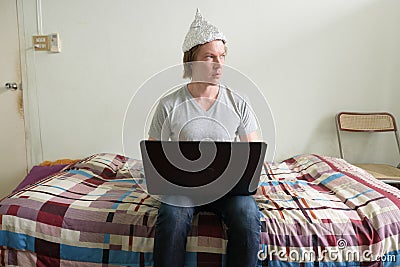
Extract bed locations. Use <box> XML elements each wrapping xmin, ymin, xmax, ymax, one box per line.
<box><xmin>0</xmin><ymin>153</ymin><xmax>399</xmax><ymax>266</ymax></box>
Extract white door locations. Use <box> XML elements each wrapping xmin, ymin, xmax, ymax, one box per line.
<box><xmin>0</xmin><ymin>0</ymin><xmax>28</xmax><ymax>198</ymax></box>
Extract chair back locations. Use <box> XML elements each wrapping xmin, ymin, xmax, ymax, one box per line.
<box><xmin>336</xmin><ymin>112</ymin><xmax>400</xmax><ymax>159</ymax></box>
<box><xmin>337</xmin><ymin>112</ymin><xmax>397</xmax><ymax>132</ymax></box>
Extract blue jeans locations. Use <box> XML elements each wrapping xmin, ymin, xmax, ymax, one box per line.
<box><xmin>153</xmin><ymin>195</ymin><xmax>261</xmax><ymax>267</ymax></box>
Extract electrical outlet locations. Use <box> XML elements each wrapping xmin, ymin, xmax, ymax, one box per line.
<box><xmin>49</xmin><ymin>33</ymin><xmax>61</xmax><ymax>53</ymax></box>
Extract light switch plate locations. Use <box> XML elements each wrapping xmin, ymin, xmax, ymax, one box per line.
<box><xmin>33</xmin><ymin>35</ymin><xmax>49</xmax><ymax>51</ymax></box>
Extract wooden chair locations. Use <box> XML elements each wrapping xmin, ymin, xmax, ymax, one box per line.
<box><xmin>336</xmin><ymin>112</ymin><xmax>400</xmax><ymax>184</ymax></box>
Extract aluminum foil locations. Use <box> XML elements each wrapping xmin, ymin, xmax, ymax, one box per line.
<box><xmin>182</xmin><ymin>9</ymin><xmax>227</xmax><ymax>52</ymax></box>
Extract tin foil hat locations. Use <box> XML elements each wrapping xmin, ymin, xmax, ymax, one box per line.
<box><xmin>182</xmin><ymin>9</ymin><xmax>226</xmax><ymax>52</ymax></box>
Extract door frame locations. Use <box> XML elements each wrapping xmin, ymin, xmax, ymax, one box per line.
<box><xmin>17</xmin><ymin>0</ymin><xmax>43</xmax><ymax>169</ymax></box>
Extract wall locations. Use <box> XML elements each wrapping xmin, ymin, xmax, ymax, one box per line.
<box><xmin>20</xmin><ymin>0</ymin><xmax>400</xmax><ymax>166</ymax></box>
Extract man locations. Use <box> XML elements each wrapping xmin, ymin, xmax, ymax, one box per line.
<box><xmin>148</xmin><ymin>9</ymin><xmax>261</xmax><ymax>267</ymax></box>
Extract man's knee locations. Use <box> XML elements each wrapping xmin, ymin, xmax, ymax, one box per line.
<box><xmin>157</xmin><ymin>203</ymin><xmax>194</xmax><ymax>226</ymax></box>
<box><xmin>225</xmin><ymin>196</ymin><xmax>260</xmax><ymax>229</ymax></box>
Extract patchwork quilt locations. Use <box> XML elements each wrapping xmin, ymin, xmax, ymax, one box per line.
<box><xmin>0</xmin><ymin>153</ymin><xmax>399</xmax><ymax>266</ymax></box>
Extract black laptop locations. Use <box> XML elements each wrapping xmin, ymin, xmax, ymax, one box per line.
<box><xmin>140</xmin><ymin>141</ymin><xmax>267</xmax><ymax>198</ymax></box>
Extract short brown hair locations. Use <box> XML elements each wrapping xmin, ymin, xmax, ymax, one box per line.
<box><xmin>182</xmin><ymin>41</ymin><xmax>227</xmax><ymax>79</ymax></box>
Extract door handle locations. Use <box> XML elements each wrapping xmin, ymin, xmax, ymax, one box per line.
<box><xmin>5</xmin><ymin>82</ymin><xmax>18</xmax><ymax>90</ymax></box>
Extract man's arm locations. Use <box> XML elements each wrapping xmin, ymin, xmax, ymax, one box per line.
<box><xmin>239</xmin><ymin>131</ymin><xmax>259</xmax><ymax>142</ymax></box>
<box><xmin>148</xmin><ymin>137</ymin><xmax>157</xmax><ymax>140</ymax></box>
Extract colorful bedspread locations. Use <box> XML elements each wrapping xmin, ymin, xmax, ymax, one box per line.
<box><xmin>0</xmin><ymin>153</ymin><xmax>399</xmax><ymax>266</ymax></box>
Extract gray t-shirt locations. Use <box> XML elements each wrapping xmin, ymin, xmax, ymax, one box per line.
<box><xmin>148</xmin><ymin>85</ymin><xmax>258</xmax><ymax>141</ymax></box>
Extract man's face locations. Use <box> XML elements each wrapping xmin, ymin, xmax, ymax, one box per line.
<box><xmin>191</xmin><ymin>40</ymin><xmax>226</xmax><ymax>85</ymax></box>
